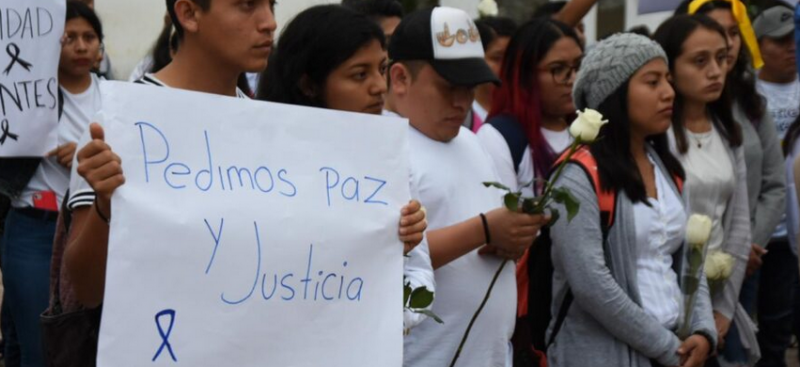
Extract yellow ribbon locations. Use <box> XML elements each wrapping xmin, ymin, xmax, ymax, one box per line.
<box><xmin>688</xmin><ymin>0</ymin><xmax>764</xmax><ymax>69</ymax></box>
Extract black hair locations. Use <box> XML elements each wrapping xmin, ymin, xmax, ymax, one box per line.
<box><xmin>654</xmin><ymin>14</ymin><xmax>742</xmax><ymax>154</ymax></box>
<box><xmin>590</xmin><ymin>80</ymin><xmax>685</xmax><ymax>203</ymax></box>
<box><xmin>341</xmin><ymin>0</ymin><xmax>404</xmax><ymax>20</ymax></box>
<box><xmin>475</xmin><ymin>20</ymin><xmax>495</xmax><ymax>52</ymax></box>
<box><xmin>166</xmin><ymin>0</ymin><xmax>209</xmax><ymax>41</ymax></box>
<box><xmin>477</xmin><ymin>16</ymin><xmax>518</xmax><ymax>37</ymax></box>
<box><xmin>474</xmin><ymin>16</ymin><xmax>517</xmax><ymax>52</ymax></box>
<box><xmin>627</xmin><ymin>25</ymin><xmax>651</xmax><ymax>38</ymax></box>
<box><xmin>674</xmin><ymin>0</ymin><xmax>766</xmax><ymax>123</ymax></box>
<box><xmin>489</xmin><ymin>18</ymin><xmax>582</xmax><ymax>179</ymax></box>
<box><xmin>66</xmin><ymin>0</ymin><xmax>104</xmax><ymax>42</ymax></box>
<box><xmin>148</xmin><ymin>18</ymin><xmax>179</xmax><ymax>74</ymax></box>
<box><xmin>532</xmin><ymin>1</ymin><xmax>566</xmax><ymax>19</ymax></box>
<box><xmin>256</xmin><ymin>5</ymin><xmax>385</xmax><ymax>107</ymax></box>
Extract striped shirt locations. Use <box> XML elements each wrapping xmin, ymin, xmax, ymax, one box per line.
<box><xmin>67</xmin><ymin>74</ymin><xmax>249</xmax><ymax>210</ymax></box>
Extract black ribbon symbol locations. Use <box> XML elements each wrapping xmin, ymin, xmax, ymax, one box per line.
<box><xmin>3</xmin><ymin>43</ymin><xmax>33</xmax><ymax>75</ymax></box>
<box><xmin>152</xmin><ymin>309</ymin><xmax>178</xmax><ymax>362</ymax></box>
<box><xmin>0</xmin><ymin>119</ymin><xmax>19</xmax><ymax>146</ymax></box>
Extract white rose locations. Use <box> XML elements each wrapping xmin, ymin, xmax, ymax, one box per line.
<box><xmin>686</xmin><ymin>214</ymin><xmax>712</xmax><ymax>250</ymax></box>
<box><xmin>569</xmin><ymin>109</ymin><xmax>608</xmax><ymax>143</ymax></box>
<box><xmin>477</xmin><ymin>0</ymin><xmax>498</xmax><ymax>17</ymax></box>
<box><xmin>705</xmin><ymin>251</ymin><xmax>735</xmax><ymax>281</ymax></box>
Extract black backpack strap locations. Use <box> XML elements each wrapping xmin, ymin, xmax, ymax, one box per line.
<box><xmin>487</xmin><ymin>115</ymin><xmax>527</xmax><ymax>174</ymax></box>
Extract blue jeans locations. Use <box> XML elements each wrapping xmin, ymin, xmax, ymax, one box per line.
<box><xmin>0</xmin><ymin>208</ymin><xmax>56</xmax><ymax>367</ymax></box>
<box><xmin>755</xmin><ymin>240</ymin><xmax>799</xmax><ymax>367</ymax></box>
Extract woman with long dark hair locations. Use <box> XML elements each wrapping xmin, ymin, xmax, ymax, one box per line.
<box><xmin>478</xmin><ymin>17</ymin><xmax>583</xmax><ymax>198</ymax></box>
<box><xmin>257</xmin><ymin>3</ymin><xmax>432</xmax><ymax>330</ymax></box>
<box><xmin>675</xmin><ymin>2</ymin><xmax>785</xmax><ymax>365</ymax></box>
<box><xmin>654</xmin><ymin>14</ymin><xmax>754</xmax><ymax>366</ymax></box>
<box><xmin>548</xmin><ymin>33</ymin><xmax>716</xmax><ymax>367</ymax></box>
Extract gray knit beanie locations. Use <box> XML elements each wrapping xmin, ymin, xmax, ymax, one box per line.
<box><xmin>573</xmin><ymin>33</ymin><xmax>668</xmax><ymax>110</ymax></box>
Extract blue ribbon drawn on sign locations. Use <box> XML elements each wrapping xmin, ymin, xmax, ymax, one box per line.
<box><xmin>152</xmin><ymin>309</ymin><xmax>178</xmax><ymax>362</ymax></box>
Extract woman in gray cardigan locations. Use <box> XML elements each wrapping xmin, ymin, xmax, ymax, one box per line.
<box><xmin>655</xmin><ymin>15</ymin><xmax>756</xmax><ymax>366</ymax></box>
<box><xmin>548</xmin><ymin>33</ymin><xmax>716</xmax><ymax>367</ymax></box>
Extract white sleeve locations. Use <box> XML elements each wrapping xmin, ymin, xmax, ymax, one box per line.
<box><xmin>127</xmin><ymin>56</ymin><xmax>153</xmax><ymax>82</ymax></box>
<box><xmin>403</xmin><ymin>237</ymin><xmax>435</xmax><ymax>331</ymax></box>
<box><xmin>66</xmin><ymin>113</ymin><xmax>107</xmax><ymax>210</ymax></box>
<box><xmin>477</xmin><ymin>125</ymin><xmax>520</xmax><ymax>192</ymax></box>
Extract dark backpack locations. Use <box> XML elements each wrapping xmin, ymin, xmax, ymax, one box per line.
<box><xmin>486</xmin><ymin>115</ymin><xmax>682</xmax><ymax>366</ymax></box>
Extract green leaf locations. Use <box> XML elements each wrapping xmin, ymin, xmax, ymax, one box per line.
<box><xmin>521</xmin><ymin>198</ymin><xmax>537</xmax><ymax>214</ymax></box>
<box><xmin>414</xmin><ymin>309</ymin><xmax>444</xmax><ymax>324</ymax></box>
<box><xmin>408</xmin><ymin>286</ymin><xmax>434</xmax><ymax>309</ymax></box>
<box><xmin>504</xmin><ymin>193</ymin><xmax>520</xmax><ymax>212</ymax></box>
<box><xmin>483</xmin><ymin>181</ymin><xmax>511</xmax><ymax>192</ymax></box>
<box><xmin>552</xmin><ymin>187</ymin><xmax>580</xmax><ymax>222</ymax></box>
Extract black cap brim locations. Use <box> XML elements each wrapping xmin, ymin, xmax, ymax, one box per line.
<box><xmin>430</xmin><ymin>58</ymin><xmax>501</xmax><ymax>87</ymax></box>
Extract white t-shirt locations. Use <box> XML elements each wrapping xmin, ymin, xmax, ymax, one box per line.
<box><xmin>671</xmin><ymin>126</ymin><xmax>735</xmax><ymax>253</ymax></box>
<box><xmin>127</xmin><ymin>55</ymin><xmax>154</xmax><ymax>82</ymax></box>
<box><xmin>541</xmin><ymin>127</ymin><xmax>573</xmax><ymax>154</ymax></box>
<box><xmin>476</xmin><ymin>124</ymin><xmax>535</xmax><ymax>198</ymax></box>
<box><xmin>756</xmin><ymin>77</ymin><xmax>800</xmax><ymax>140</ymax></box>
<box><xmin>632</xmin><ymin>155</ymin><xmax>685</xmax><ymax>329</ymax></box>
<box><xmin>477</xmin><ymin>124</ymin><xmax>572</xmax><ymax>198</ymax></box>
<box><xmin>472</xmin><ymin>101</ymin><xmax>488</xmax><ymax>123</ymax></box>
<box><xmin>13</xmin><ymin>74</ymin><xmax>102</xmax><ymax>210</ymax></box>
<box><xmin>404</xmin><ymin>124</ymin><xmax>515</xmax><ymax>367</ymax></box>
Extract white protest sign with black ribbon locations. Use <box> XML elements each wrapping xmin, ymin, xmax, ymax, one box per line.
<box><xmin>0</xmin><ymin>0</ymin><xmax>65</xmax><ymax>156</ymax></box>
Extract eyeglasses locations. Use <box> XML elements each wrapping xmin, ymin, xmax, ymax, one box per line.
<box><xmin>61</xmin><ymin>33</ymin><xmax>99</xmax><ymax>47</ymax></box>
<box><xmin>539</xmin><ymin>63</ymin><xmax>580</xmax><ymax>85</ymax></box>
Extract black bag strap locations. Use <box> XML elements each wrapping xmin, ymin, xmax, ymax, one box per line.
<box><xmin>487</xmin><ymin>115</ymin><xmax>527</xmax><ymax>174</ymax></box>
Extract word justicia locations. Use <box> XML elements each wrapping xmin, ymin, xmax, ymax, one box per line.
<box><xmin>204</xmin><ymin>219</ymin><xmax>365</xmax><ymax>306</ymax></box>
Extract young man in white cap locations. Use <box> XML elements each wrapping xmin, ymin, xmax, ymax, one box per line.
<box><xmin>386</xmin><ymin>7</ymin><xmax>548</xmax><ymax>367</ymax></box>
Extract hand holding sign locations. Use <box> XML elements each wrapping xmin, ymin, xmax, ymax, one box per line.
<box><xmin>399</xmin><ymin>199</ymin><xmax>427</xmax><ymax>254</ymax></box>
<box><xmin>76</xmin><ymin>123</ymin><xmax>125</xmax><ymax>210</ymax></box>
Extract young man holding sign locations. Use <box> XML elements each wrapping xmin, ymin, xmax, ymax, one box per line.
<box><xmin>384</xmin><ymin>7</ymin><xmax>548</xmax><ymax>367</ymax></box>
<box><xmin>66</xmin><ymin>0</ymin><xmax>426</xmax><ymax>316</ymax></box>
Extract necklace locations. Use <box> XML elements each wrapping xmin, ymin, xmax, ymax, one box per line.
<box><xmin>689</xmin><ymin>130</ymin><xmax>713</xmax><ymax>149</ymax></box>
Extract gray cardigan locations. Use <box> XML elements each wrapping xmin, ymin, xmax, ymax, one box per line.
<box><xmin>546</xmin><ymin>149</ymin><xmax>717</xmax><ymax>367</ymax></box>
<box><xmin>735</xmin><ymin>104</ymin><xmax>786</xmax><ymax>247</ymax></box>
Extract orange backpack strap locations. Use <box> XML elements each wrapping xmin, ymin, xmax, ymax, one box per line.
<box><xmin>554</xmin><ymin>146</ymin><xmax>616</xmax><ymax>230</ymax></box>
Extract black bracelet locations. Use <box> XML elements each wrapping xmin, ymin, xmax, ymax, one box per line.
<box><xmin>479</xmin><ymin>213</ymin><xmax>491</xmax><ymax>245</ymax></box>
<box><xmin>95</xmin><ymin>202</ymin><xmax>110</xmax><ymax>224</ymax></box>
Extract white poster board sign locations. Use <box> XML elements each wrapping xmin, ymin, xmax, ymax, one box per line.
<box><xmin>97</xmin><ymin>82</ymin><xmax>407</xmax><ymax>367</ymax></box>
<box><xmin>0</xmin><ymin>0</ymin><xmax>65</xmax><ymax>156</ymax></box>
